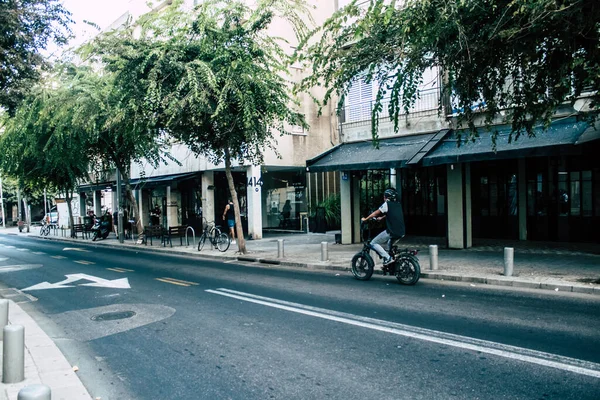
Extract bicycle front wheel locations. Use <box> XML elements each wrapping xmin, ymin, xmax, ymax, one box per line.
<box><xmin>197</xmin><ymin>234</ymin><xmax>207</xmax><ymax>251</ymax></box>
<box><xmin>351</xmin><ymin>252</ymin><xmax>374</xmax><ymax>280</ymax></box>
<box><xmin>215</xmin><ymin>233</ymin><xmax>230</xmax><ymax>252</ymax></box>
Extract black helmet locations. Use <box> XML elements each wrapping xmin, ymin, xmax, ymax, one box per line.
<box><xmin>384</xmin><ymin>188</ymin><xmax>397</xmax><ymax>201</ymax></box>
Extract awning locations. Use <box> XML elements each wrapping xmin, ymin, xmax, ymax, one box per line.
<box><xmin>78</xmin><ymin>172</ymin><xmax>199</xmax><ymax>192</ymax></box>
<box><xmin>422</xmin><ymin>118</ymin><xmax>591</xmax><ymax>167</ymax></box>
<box><xmin>306</xmin><ymin>132</ymin><xmax>442</xmax><ymax>172</ymax></box>
<box><xmin>128</xmin><ymin>172</ymin><xmax>199</xmax><ymax>188</ymax></box>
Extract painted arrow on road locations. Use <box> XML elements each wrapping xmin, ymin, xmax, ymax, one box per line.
<box><xmin>22</xmin><ymin>273</ymin><xmax>130</xmax><ymax>291</ymax></box>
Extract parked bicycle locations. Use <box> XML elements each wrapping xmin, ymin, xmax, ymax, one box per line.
<box><xmin>39</xmin><ymin>219</ymin><xmax>51</xmax><ymax>236</ymax></box>
<box><xmin>351</xmin><ymin>220</ymin><xmax>421</xmax><ymax>285</ymax></box>
<box><xmin>197</xmin><ymin>219</ymin><xmax>230</xmax><ymax>252</ymax></box>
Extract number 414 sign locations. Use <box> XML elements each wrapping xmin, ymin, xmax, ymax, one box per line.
<box><xmin>248</xmin><ymin>176</ymin><xmax>263</xmax><ymax>192</ymax></box>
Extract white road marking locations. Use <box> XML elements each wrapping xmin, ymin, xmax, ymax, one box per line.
<box><xmin>63</xmin><ymin>247</ymin><xmax>90</xmax><ymax>252</ymax></box>
<box><xmin>0</xmin><ymin>257</ymin><xmax>8</xmax><ymax>262</ymax></box>
<box><xmin>32</xmin><ymin>252</ymin><xmax>46</xmax><ymax>255</ymax></box>
<box><xmin>0</xmin><ymin>264</ymin><xmax>43</xmax><ymax>273</ymax></box>
<box><xmin>22</xmin><ymin>273</ymin><xmax>130</xmax><ymax>291</ymax></box>
<box><xmin>207</xmin><ymin>288</ymin><xmax>600</xmax><ymax>379</ymax></box>
<box><xmin>16</xmin><ymin>248</ymin><xmax>29</xmax><ymax>252</ymax></box>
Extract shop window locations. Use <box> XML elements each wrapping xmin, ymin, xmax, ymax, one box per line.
<box><xmin>582</xmin><ymin>171</ymin><xmax>593</xmax><ymax>217</ymax></box>
<box><xmin>594</xmin><ymin>169</ymin><xmax>600</xmax><ymax>217</ymax></box>
<box><xmin>569</xmin><ymin>171</ymin><xmax>581</xmax><ymax>216</ymax></box>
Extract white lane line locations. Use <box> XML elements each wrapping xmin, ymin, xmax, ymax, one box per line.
<box><xmin>32</xmin><ymin>252</ymin><xmax>46</xmax><ymax>255</ymax></box>
<box><xmin>206</xmin><ymin>288</ymin><xmax>600</xmax><ymax>379</ymax></box>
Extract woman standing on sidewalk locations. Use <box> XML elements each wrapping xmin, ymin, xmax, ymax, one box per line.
<box><xmin>222</xmin><ymin>199</ymin><xmax>236</xmax><ymax>244</ymax></box>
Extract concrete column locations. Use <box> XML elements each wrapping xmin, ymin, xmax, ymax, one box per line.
<box><xmin>79</xmin><ymin>194</ymin><xmax>86</xmax><ymax>220</ymax></box>
<box><xmin>390</xmin><ymin>168</ymin><xmax>397</xmax><ymax>190</ymax></box>
<box><xmin>518</xmin><ymin>158</ymin><xmax>527</xmax><ymax>241</ymax></box>
<box><xmin>447</xmin><ymin>163</ymin><xmax>465</xmax><ymax>249</ymax></box>
<box><xmin>340</xmin><ymin>171</ymin><xmax>352</xmax><ymax>244</ymax></box>
<box><xmin>93</xmin><ymin>190</ymin><xmax>102</xmax><ymax>216</ymax></box>
<box><xmin>166</xmin><ymin>186</ymin><xmax>179</xmax><ymax>227</ymax></box>
<box><xmin>134</xmin><ymin>189</ymin><xmax>143</xmax><ymax>227</ymax></box>
<box><xmin>352</xmin><ymin>175</ymin><xmax>361</xmax><ymax>243</ymax></box>
<box><xmin>139</xmin><ymin>190</ymin><xmax>149</xmax><ymax>227</ymax></box>
<box><xmin>464</xmin><ymin>163</ymin><xmax>472</xmax><ymax>248</ymax></box>
<box><xmin>246</xmin><ymin>165</ymin><xmax>263</xmax><ymax>240</ymax></box>
<box><xmin>201</xmin><ymin>172</ymin><xmax>215</xmax><ymax>224</ymax></box>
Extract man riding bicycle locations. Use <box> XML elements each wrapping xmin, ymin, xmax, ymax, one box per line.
<box><xmin>361</xmin><ymin>188</ymin><xmax>406</xmax><ymax>267</ymax></box>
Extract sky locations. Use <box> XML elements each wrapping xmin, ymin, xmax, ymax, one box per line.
<box><xmin>62</xmin><ymin>0</ymin><xmax>129</xmax><ymax>41</ymax></box>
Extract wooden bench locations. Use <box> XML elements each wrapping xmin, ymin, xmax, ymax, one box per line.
<box><xmin>143</xmin><ymin>225</ymin><xmax>164</xmax><ymax>246</ymax></box>
<box><xmin>165</xmin><ymin>225</ymin><xmax>189</xmax><ymax>247</ymax></box>
<box><xmin>72</xmin><ymin>224</ymin><xmax>89</xmax><ymax>239</ymax></box>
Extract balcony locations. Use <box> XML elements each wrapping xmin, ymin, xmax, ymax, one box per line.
<box><xmin>339</xmin><ymin>87</ymin><xmax>445</xmax><ymax>142</ymax></box>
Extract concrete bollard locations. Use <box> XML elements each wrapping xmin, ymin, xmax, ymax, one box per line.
<box><xmin>429</xmin><ymin>245</ymin><xmax>438</xmax><ymax>270</ymax></box>
<box><xmin>321</xmin><ymin>242</ymin><xmax>328</xmax><ymax>262</ymax></box>
<box><xmin>0</xmin><ymin>299</ymin><xmax>8</xmax><ymax>340</ymax></box>
<box><xmin>504</xmin><ymin>247</ymin><xmax>514</xmax><ymax>277</ymax></box>
<box><xmin>3</xmin><ymin>325</ymin><xmax>24</xmax><ymax>383</ymax></box>
<box><xmin>18</xmin><ymin>384</ymin><xmax>51</xmax><ymax>400</ymax></box>
<box><xmin>277</xmin><ymin>239</ymin><xmax>284</xmax><ymax>258</ymax></box>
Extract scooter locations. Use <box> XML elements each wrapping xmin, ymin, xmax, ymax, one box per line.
<box><xmin>91</xmin><ymin>216</ymin><xmax>111</xmax><ymax>241</ymax></box>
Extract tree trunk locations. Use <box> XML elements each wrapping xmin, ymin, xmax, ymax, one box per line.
<box><xmin>225</xmin><ymin>151</ymin><xmax>246</xmax><ymax>254</ymax></box>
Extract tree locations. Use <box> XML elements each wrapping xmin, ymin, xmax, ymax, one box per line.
<box><xmin>0</xmin><ymin>0</ymin><xmax>71</xmax><ymax>114</ymax></box>
<box><xmin>90</xmin><ymin>0</ymin><xmax>310</xmax><ymax>253</ymax></box>
<box><xmin>0</xmin><ymin>67</ymin><xmax>92</xmax><ymax>234</ymax></box>
<box><xmin>297</xmin><ymin>0</ymin><xmax>599</xmax><ymax>144</ymax></box>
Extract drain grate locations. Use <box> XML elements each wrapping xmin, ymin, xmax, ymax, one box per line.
<box><xmin>91</xmin><ymin>311</ymin><xmax>136</xmax><ymax>321</ymax></box>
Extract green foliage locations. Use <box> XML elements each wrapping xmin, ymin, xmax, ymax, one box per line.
<box><xmin>0</xmin><ymin>68</ymin><xmax>91</xmax><ymax>196</ymax></box>
<box><xmin>0</xmin><ymin>0</ymin><xmax>72</xmax><ymax>114</ymax></box>
<box><xmin>315</xmin><ymin>194</ymin><xmax>341</xmax><ymax>228</ymax></box>
<box><xmin>297</xmin><ymin>0</ymin><xmax>599</xmax><ymax>144</ymax></box>
<box><xmin>88</xmin><ymin>0</ymin><xmax>311</xmax><ymax>167</ymax></box>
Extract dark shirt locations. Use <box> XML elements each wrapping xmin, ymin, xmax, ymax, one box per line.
<box><xmin>226</xmin><ymin>202</ymin><xmax>235</xmax><ymax>220</ymax></box>
<box><xmin>379</xmin><ymin>200</ymin><xmax>406</xmax><ymax>238</ymax></box>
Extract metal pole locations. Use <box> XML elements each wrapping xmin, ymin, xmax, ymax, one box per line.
<box><xmin>18</xmin><ymin>384</ymin><xmax>51</xmax><ymax>400</ymax></box>
<box><xmin>3</xmin><ymin>325</ymin><xmax>24</xmax><ymax>383</ymax></box>
<box><xmin>504</xmin><ymin>247</ymin><xmax>514</xmax><ymax>277</ymax></box>
<box><xmin>0</xmin><ymin>174</ymin><xmax>5</xmax><ymax>229</ymax></box>
<box><xmin>277</xmin><ymin>239</ymin><xmax>284</xmax><ymax>258</ymax></box>
<box><xmin>429</xmin><ymin>245</ymin><xmax>438</xmax><ymax>270</ymax></box>
<box><xmin>0</xmin><ymin>299</ymin><xmax>7</xmax><ymax>340</ymax></box>
<box><xmin>321</xmin><ymin>241</ymin><xmax>328</xmax><ymax>262</ymax></box>
<box><xmin>44</xmin><ymin>188</ymin><xmax>47</xmax><ymax>216</ymax></box>
<box><xmin>116</xmin><ymin>170</ymin><xmax>124</xmax><ymax>243</ymax></box>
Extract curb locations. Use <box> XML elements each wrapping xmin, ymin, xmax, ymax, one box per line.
<box><xmin>5</xmin><ymin>232</ymin><xmax>599</xmax><ymax>296</ymax></box>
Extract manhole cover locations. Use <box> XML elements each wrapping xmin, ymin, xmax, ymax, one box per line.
<box><xmin>91</xmin><ymin>311</ymin><xmax>136</xmax><ymax>321</ymax></box>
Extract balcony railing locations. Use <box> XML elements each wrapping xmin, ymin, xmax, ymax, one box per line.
<box><xmin>339</xmin><ymin>87</ymin><xmax>441</xmax><ymax>125</ymax></box>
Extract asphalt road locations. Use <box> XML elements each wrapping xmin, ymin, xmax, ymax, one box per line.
<box><xmin>0</xmin><ymin>234</ymin><xmax>599</xmax><ymax>400</ymax></box>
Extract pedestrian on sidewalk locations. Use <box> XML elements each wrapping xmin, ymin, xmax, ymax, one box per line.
<box><xmin>361</xmin><ymin>188</ymin><xmax>406</xmax><ymax>266</ymax></box>
<box><xmin>222</xmin><ymin>199</ymin><xmax>236</xmax><ymax>244</ymax></box>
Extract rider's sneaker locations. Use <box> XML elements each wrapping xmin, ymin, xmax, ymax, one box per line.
<box><xmin>383</xmin><ymin>257</ymin><xmax>394</xmax><ymax>266</ymax></box>
<box><xmin>231</xmin><ymin>240</ymin><xmax>236</xmax><ymax>245</ymax></box>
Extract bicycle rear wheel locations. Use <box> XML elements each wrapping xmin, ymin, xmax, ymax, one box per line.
<box><xmin>215</xmin><ymin>233</ymin><xmax>230</xmax><ymax>252</ymax></box>
<box><xmin>395</xmin><ymin>256</ymin><xmax>420</xmax><ymax>285</ymax></box>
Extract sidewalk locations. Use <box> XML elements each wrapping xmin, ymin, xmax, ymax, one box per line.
<box><xmin>0</xmin><ymin>225</ymin><xmax>599</xmax><ymax>399</ymax></box>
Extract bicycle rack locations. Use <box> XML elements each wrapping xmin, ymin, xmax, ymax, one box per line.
<box><xmin>185</xmin><ymin>226</ymin><xmax>195</xmax><ymax>247</ymax></box>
